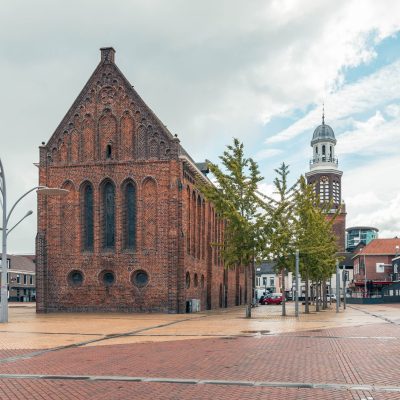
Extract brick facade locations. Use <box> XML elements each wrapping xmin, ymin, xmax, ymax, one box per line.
<box><xmin>36</xmin><ymin>48</ymin><xmax>249</xmax><ymax>313</ymax></box>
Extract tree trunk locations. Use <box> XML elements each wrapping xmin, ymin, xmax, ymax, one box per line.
<box><xmin>311</xmin><ymin>283</ymin><xmax>314</xmax><ymax>305</ymax></box>
<box><xmin>305</xmin><ymin>276</ymin><xmax>310</xmax><ymax>314</ymax></box>
<box><xmin>281</xmin><ymin>268</ymin><xmax>286</xmax><ymax>316</ymax></box>
<box><xmin>322</xmin><ymin>281</ymin><xmax>327</xmax><ymax>309</ymax></box>
<box><xmin>316</xmin><ymin>281</ymin><xmax>320</xmax><ymax>312</ymax></box>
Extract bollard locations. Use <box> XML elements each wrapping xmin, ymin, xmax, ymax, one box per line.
<box><xmin>246</xmin><ymin>304</ymin><xmax>251</xmax><ymax>318</ymax></box>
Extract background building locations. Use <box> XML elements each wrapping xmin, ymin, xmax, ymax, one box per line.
<box><xmin>0</xmin><ymin>255</ymin><xmax>36</xmax><ymax>301</ymax></box>
<box><xmin>36</xmin><ymin>48</ymin><xmax>249</xmax><ymax>313</ymax></box>
<box><xmin>351</xmin><ymin>238</ymin><xmax>400</xmax><ymax>296</ymax></box>
<box><xmin>346</xmin><ymin>226</ymin><xmax>379</xmax><ymax>252</ymax></box>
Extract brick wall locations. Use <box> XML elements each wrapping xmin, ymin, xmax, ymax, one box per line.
<box><xmin>36</xmin><ymin>48</ymin><xmax>248</xmax><ymax>313</ymax></box>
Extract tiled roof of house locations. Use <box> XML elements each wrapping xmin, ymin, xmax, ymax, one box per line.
<box><xmin>7</xmin><ymin>255</ymin><xmax>35</xmax><ymax>272</ymax></box>
<box><xmin>255</xmin><ymin>261</ymin><xmax>276</xmax><ymax>275</ymax></box>
<box><xmin>354</xmin><ymin>238</ymin><xmax>400</xmax><ymax>257</ymax></box>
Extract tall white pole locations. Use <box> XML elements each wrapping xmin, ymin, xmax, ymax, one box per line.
<box><xmin>336</xmin><ymin>259</ymin><xmax>339</xmax><ymax>313</ymax></box>
<box><xmin>0</xmin><ymin>159</ymin><xmax>8</xmax><ymax>323</ymax></box>
<box><xmin>295</xmin><ymin>249</ymin><xmax>299</xmax><ymax>317</ymax></box>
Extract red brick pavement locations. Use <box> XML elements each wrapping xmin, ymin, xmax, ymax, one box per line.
<box><xmin>0</xmin><ymin>322</ymin><xmax>399</xmax><ymax>399</ymax></box>
<box><xmin>0</xmin><ymin>380</ymin><xmax>358</xmax><ymax>400</ymax></box>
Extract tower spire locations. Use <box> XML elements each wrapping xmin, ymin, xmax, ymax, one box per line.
<box><xmin>322</xmin><ymin>103</ymin><xmax>325</xmax><ymax>125</ymax></box>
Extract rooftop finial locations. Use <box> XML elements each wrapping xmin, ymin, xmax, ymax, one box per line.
<box><xmin>322</xmin><ymin>103</ymin><xmax>325</xmax><ymax>125</ymax></box>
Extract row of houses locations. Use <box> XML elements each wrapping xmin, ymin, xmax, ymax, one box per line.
<box><xmin>255</xmin><ymin>236</ymin><xmax>400</xmax><ymax>301</ymax></box>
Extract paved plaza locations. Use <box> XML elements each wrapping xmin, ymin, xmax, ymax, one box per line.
<box><xmin>0</xmin><ymin>302</ymin><xmax>399</xmax><ymax>399</ymax></box>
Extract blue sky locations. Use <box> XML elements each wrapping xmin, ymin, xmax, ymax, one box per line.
<box><xmin>1</xmin><ymin>0</ymin><xmax>400</xmax><ymax>253</ymax></box>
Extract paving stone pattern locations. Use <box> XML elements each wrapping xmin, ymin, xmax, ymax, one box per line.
<box><xmin>0</xmin><ymin>304</ymin><xmax>399</xmax><ymax>398</ymax></box>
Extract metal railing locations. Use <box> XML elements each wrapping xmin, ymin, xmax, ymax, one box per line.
<box><xmin>309</xmin><ymin>157</ymin><xmax>338</xmax><ymax>165</ymax></box>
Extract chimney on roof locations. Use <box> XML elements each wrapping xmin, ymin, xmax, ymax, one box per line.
<box><xmin>100</xmin><ymin>47</ymin><xmax>115</xmax><ymax>63</ymax></box>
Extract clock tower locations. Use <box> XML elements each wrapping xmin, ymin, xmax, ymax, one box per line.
<box><xmin>305</xmin><ymin>110</ymin><xmax>346</xmax><ymax>252</ymax></box>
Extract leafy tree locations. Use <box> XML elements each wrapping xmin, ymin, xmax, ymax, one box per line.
<box><xmin>260</xmin><ymin>163</ymin><xmax>296</xmax><ymax>316</ymax></box>
<box><xmin>293</xmin><ymin>176</ymin><xmax>338</xmax><ymax>313</ymax></box>
<box><xmin>197</xmin><ymin>138</ymin><xmax>265</xmax><ymax>306</ymax></box>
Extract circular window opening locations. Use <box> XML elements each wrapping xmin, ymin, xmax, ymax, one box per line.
<box><xmin>194</xmin><ymin>273</ymin><xmax>198</xmax><ymax>288</ymax></box>
<box><xmin>201</xmin><ymin>274</ymin><xmax>205</xmax><ymax>289</ymax></box>
<box><xmin>133</xmin><ymin>270</ymin><xmax>149</xmax><ymax>288</ymax></box>
<box><xmin>185</xmin><ymin>272</ymin><xmax>191</xmax><ymax>289</ymax></box>
<box><xmin>102</xmin><ymin>271</ymin><xmax>115</xmax><ymax>286</ymax></box>
<box><xmin>68</xmin><ymin>270</ymin><xmax>83</xmax><ymax>287</ymax></box>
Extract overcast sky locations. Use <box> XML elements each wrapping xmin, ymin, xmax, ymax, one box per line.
<box><xmin>1</xmin><ymin>0</ymin><xmax>400</xmax><ymax>254</ymax></box>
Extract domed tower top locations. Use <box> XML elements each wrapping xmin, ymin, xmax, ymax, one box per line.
<box><xmin>311</xmin><ymin>106</ymin><xmax>336</xmax><ymax>146</ymax></box>
<box><xmin>309</xmin><ymin>106</ymin><xmax>338</xmax><ymax>170</ymax></box>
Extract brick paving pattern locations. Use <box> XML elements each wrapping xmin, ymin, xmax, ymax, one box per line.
<box><xmin>0</xmin><ymin>304</ymin><xmax>399</xmax><ymax>398</ymax></box>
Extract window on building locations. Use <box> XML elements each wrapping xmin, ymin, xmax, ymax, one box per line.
<box><xmin>319</xmin><ymin>176</ymin><xmax>329</xmax><ymax>202</ymax></box>
<box><xmin>68</xmin><ymin>270</ymin><xmax>84</xmax><ymax>287</ymax></box>
<box><xmin>103</xmin><ymin>271</ymin><xmax>115</xmax><ymax>286</ymax></box>
<box><xmin>256</xmin><ymin>277</ymin><xmax>261</xmax><ymax>286</ymax></box>
<box><xmin>83</xmin><ymin>183</ymin><xmax>94</xmax><ymax>251</ymax></box>
<box><xmin>270</xmin><ymin>278</ymin><xmax>275</xmax><ymax>287</ymax></box>
<box><xmin>132</xmin><ymin>270</ymin><xmax>149</xmax><ymax>288</ymax></box>
<box><xmin>262</xmin><ymin>277</ymin><xmax>267</xmax><ymax>286</ymax></box>
<box><xmin>102</xmin><ymin>181</ymin><xmax>115</xmax><ymax>249</ymax></box>
<box><xmin>186</xmin><ymin>272</ymin><xmax>191</xmax><ymax>289</ymax></box>
<box><xmin>124</xmin><ymin>181</ymin><xmax>137</xmax><ymax>250</ymax></box>
<box><xmin>16</xmin><ymin>274</ymin><xmax>20</xmax><ymax>284</ymax></box>
<box><xmin>29</xmin><ymin>275</ymin><xmax>33</xmax><ymax>285</ymax></box>
<box><xmin>376</xmin><ymin>263</ymin><xmax>385</xmax><ymax>273</ymax></box>
<box><xmin>23</xmin><ymin>275</ymin><xmax>27</xmax><ymax>285</ymax></box>
<box><xmin>106</xmin><ymin>144</ymin><xmax>112</xmax><ymax>159</ymax></box>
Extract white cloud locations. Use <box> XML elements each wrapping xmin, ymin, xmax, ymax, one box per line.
<box><xmin>1</xmin><ymin>0</ymin><xmax>400</xmax><ymax>252</ymax></box>
<box><xmin>266</xmin><ymin>59</ymin><xmax>400</xmax><ymax>144</ymax></box>
<box><xmin>343</xmin><ymin>155</ymin><xmax>400</xmax><ymax>237</ymax></box>
<box><xmin>254</xmin><ymin>148</ymin><xmax>283</xmax><ymax>162</ymax></box>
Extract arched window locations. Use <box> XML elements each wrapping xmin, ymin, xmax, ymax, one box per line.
<box><xmin>187</xmin><ymin>187</ymin><xmax>191</xmax><ymax>254</ymax></box>
<box><xmin>82</xmin><ymin>183</ymin><xmax>94</xmax><ymax>251</ymax></box>
<box><xmin>106</xmin><ymin>144</ymin><xmax>112</xmax><ymax>159</ymax></box>
<box><xmin>322</xmin><ymin>145</ymin><xmax>326</xmax><ymax>155</ymax></box>
<box><xmin>124</xmin><ymin>181</ymin><xmax>137</xmax><ymax>250</ymax></box>
<box><xmin>102</xmin><ymin>181</ymin><xmax>115</xmax><ymax>249</ymax></box>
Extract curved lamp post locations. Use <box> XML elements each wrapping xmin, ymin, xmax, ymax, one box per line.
<box><xmin>0</xmin><ymin>158</ymin><xmax>68</xmax><ymax>323</ymax></box>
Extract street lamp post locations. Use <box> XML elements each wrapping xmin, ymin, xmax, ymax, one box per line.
<box><xmin>295</xmin><ymin>249</ymin><xmax>299</xmax><ymax>317</ymax></box>
<box><xmin>364</xmin><ymin>253</ymin><xmax>367</xmax><ymax>298</ymax></box>
<box><xmin>0</xmin><ymin>158</ymin><xmax>68</xmax><ymax>323</ymax></box>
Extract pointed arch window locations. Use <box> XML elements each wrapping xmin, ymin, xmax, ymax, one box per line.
<box><xmin>124</xmin><ymin>181</ymin><xmax>137</xmax><ymax>250</ymax></box>
<box><xmin>82</xmin><ymin>183</ymin><xmax>94</xmax><ymax>251</ymax></box>
<box><xmin>106</xmin><ymin>144</ymin><xmax>112</xmax><ymax>159</ymax></box>
<box><xmin>102</xmin><ymin>181</ymin><xmax>115</xmax><ymax>250</ymax></box>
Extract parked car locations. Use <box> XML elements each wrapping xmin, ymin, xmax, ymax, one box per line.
<box><xmin>328</xmin><ymin>294</ymin><xmax>344</xmax><ymax>302</ymax></box>
<box><xmin>261</xmin><ymin>294</ymin><xmax>283</xmax><ymax>305</ymax></box>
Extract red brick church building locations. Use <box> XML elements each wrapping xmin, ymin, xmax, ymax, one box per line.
<box><xmin>36</xmin><ymin>47</ymin><xmax>249</xmax><ymax>313</ymax></box>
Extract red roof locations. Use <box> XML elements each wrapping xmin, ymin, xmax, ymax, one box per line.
<box><xmin>355</xmin><ymin>238</ymin><xmax>400</xmax><ymax>257</ymax></box>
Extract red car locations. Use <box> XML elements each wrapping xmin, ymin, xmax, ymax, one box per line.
<box><xmin>261</xmin><ymin>294</ymin><xmax>283</xmax><ymax>305</ymax></box>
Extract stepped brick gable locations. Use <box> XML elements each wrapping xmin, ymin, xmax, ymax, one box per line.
<box><xmin>36</xmin><ymin>48</ymin><xmax>249</xmax><ymax>313</ymax></box>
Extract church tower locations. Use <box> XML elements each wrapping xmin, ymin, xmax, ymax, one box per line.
<box><xmin>305</xmin><ymin>109</ymin><xmax>346</xmax><ymax>252</ymax></box>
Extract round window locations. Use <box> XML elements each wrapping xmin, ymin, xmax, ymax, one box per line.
<box><xmin>133</xmin><ymin>270</ymin><xmax>149</xmax><ymax>288</ymax></box>
<box><xmin>194</xmin><ymin>273</ymin><xmax>198</xmax><ymax>288</ymax></box>
<box><xmin>102</xmin><ymin>271</ymin><xmax>115</xmax><ymax>286</ymax></box>
<box><xmin>68</xmin><ymin>270</ymin><xmax>83</xmax><ymax>287</ymax></box>
<box><xmin>185</xmin><ymin>272</ymin><xmax>191</xmax><ymax>289</ymax></box>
